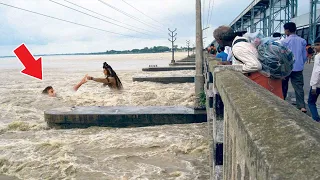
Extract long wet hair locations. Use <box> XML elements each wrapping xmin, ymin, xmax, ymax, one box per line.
<box><xmin>103</xmin><ymin>62</ymin><xmax>123</xmax><ymax>90</ymax></box>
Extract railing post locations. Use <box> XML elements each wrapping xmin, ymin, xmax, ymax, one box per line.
<box><xmin>206</xmin><ymin>61</ymin><xmax>243</xmax><ymax>180</ymax></box>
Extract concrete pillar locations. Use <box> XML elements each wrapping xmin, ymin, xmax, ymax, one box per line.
<box><xmin>195</xmin><ymin>0</ymin><xmax>204</xmax><ymax>108</ymax></box>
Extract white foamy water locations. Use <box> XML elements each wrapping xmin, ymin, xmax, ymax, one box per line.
<box><xmin>0</xmin><ymin>52</ymin><xmax>209</xmax><ymax>179</ymax></box>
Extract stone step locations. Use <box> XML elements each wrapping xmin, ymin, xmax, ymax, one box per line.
<box><xmin>169</xmin><ymin>62</ymin><xmax>196</xmax><ymax>66</ymax></box>
<box><xmin>133</xmin><ymin>76</ymin><xmax>194</xmax><ymax>83</ymax></box>
<box><xmin>142</xmin><ymin>66</ymin><xmax>195</xmax><ymax>71</ymax></box>
<box><xmin>45</xmin><ymin>106</ymin><xmax>207</xmax><ymax>129</ymax></box>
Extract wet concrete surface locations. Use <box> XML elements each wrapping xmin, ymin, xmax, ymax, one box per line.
<box><xmin>142</xmin><ymin>66</ymin><xmax>195</xmax><ymax>71</ymax></box>
<box><xmin>132</xmin><ymin>76</ymin><xmax>194</xmax><ymax>83</ymax></box>
<box><xmin>45</xmin><ymin>106</ymin><xmax>207</xmax><ymax>129</ymax></box>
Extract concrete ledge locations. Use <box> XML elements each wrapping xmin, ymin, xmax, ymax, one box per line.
<box><xmin>132</xmin><ymin>76</ymin><xmax>194</xmax><ymax>83</ymax></box>
<box><xmin>45</xmin><ymin>106</ymin><xmax>206</xmax><ymax>129</ymax></box>
<box><xmin>177</xmin><ymin>59</ymin><xmax>195</xmax><ymax>62</ymax></box>
<box><xmin>169</xmin><ymin>62</ymin><xmax>196</xmax><ymax>66</ymax></box>
<box><xmin>142</xmin><ymin>66</ymin><xmax>195</xmax><ymax>71</ymax></box>
<box><xmin>176</xmin><ymin>55</ymin><xmax>195</xmax><ymax>62</ymax></box>
<box><xmin>215</xmin><ymin>70</ymin><xmax>320</xmax><ymax>180</ymax></box>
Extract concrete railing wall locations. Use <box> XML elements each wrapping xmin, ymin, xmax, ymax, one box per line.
<box><xmin>203</xmin><ymin>54</ymin><xmax>320</xmax><ymax>180</ymax></box>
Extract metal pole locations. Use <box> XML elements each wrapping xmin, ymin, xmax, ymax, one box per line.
<box><xmin>168</xmin><ymin>28</ymin><xmax>177</xmax><ymax>64</ymax></box>
<box><xmin>193</xmin><ymin>44</ymin><xmax>195</xmax><ymax>55</ymax></box>
<box><xmin>195</xmin><ymin>0</ymin><xmax>204</xmax><ymax>108</ymax></box>
<box><xmin>186</xmin><ymin>40</ymin><xmax>190</xmax><ymax>57</ymax></box>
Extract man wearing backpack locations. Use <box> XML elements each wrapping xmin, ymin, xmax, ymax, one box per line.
<box><xmin>213</xmin><ymin>26</ymin><xmax>283</xmax><ymax>99</ymax></box>
<box><xmin>281</xmin><ymin>22</ymin><xmax>308</xmax><ymax>113</ymax></box>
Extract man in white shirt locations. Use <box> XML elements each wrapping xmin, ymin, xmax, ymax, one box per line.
<box><xmin>213</xmin><ymin>26</ymin><xmax>283</xmax><ymax>99</ymax></box>
<box><xmin>224</xmin><ymin>46</ymin><xmax>232</xmax><ymax>62</ymax></box>
<box><xmin>308</xmin><ymin>37</ymin><xmax>320</xmax><ymax>122</ymax></box>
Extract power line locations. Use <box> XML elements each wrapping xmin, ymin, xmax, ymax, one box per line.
<box><xmin>206</xmin><ymin>0</ymin><xmax>212</xmax><ymax>28</ymax></box>
<box><xmin>208</xmin><ymin>0</ymin><xmax>214</xmax><ymax>26</ymax></box>
<box><xmin>97</xmin><ymin>0</ymin><xmax>164</xmax><ymax>32</ymax></box>
<box><xmin>0</xmin><ymin>2</ymin><xmax>148</xmax><ymax>38</ymax></box>
<box><xmin>62</xmin><ymin>0</ymin><xmax>156</xmax><ymax>34</ymax></box>
<box><xmin>202</xmin><ymin>0</ymin><xmax>205</xmax><ymax>27</ymax></box>
<box><xmin>120</xmin><ymin>0</ymin><xmax>166</xmax><ymax>28</ymax></box>
<box><xmin>48</xmin><ymin>0</ymin><xmax>152</xmax><ymax>36</ymax></box>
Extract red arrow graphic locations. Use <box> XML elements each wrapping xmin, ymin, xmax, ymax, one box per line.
<box><xmin>14</xmin><ymin>44</ymin><xmax>42</xmax><ymax>80</ymax></box>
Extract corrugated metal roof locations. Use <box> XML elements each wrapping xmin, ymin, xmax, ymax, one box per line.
<box><xmin>229</xmin><ymin>0</ymin><xmax>269</xmax><ymax>26</ymax></box>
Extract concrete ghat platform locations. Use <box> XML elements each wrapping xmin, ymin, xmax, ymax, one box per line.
<box><xmin>142</xmin><ymin>66</ymin><xmax>195</xmax><ymax>71</ymax></box>
<box><xmin>45</xmin><ymin>106</ymin><xmax>207</xmax><ymax>129</ymax></box>
<box><xmin>169</xmin><ymin>62</ymin><xmax>196</xmax><ymax>66</ymax></box>
<box><xmin>177</xmin><ymin>59</ymin><xmax>195</xmax><ymax>62</ymax></box>
<box><xmin>132</xmin><ymin>76</ymin><xmax>194</xmax><ymax>83</ymax></box>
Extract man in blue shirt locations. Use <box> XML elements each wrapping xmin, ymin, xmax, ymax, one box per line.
<box><xmin>281</xmin><ymin>22</ymin><xmax>308</xmax><ymax>113</ymax></box>
<box><xmin>216</xmin><ymin>46</ymin><xmax>228</xmax><ymax>61</ymax></box>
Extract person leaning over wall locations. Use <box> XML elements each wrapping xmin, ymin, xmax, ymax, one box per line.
<box><xmin>213</xmin><ymin>26</ymin><xmax>283</xmax><ymax>99</ymax></box>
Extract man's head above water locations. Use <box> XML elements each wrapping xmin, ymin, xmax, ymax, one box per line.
<box><xmin>42</xmin><ymin>86</ymin><xmax>56</xmax><ymax>97</ymax></box>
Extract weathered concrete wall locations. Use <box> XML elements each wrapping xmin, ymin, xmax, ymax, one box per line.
<box><xmin>169</xmin><ymin>62</ymin><xmax>196</xmax><ymax>66</ymax></box>
<box><xmin>45</xmin><ymin>106</ymin><xmax>206</xmax><ymax>129</ymax></box>
<box><xmin>215</xmin><ymin>70</ymin><xmax>320</xmax><ymax>180</ymax></box>
<box><xmin>204</xmin><ymin>54</ymin><xmax>320</xmax><ymax>180</ymax></box>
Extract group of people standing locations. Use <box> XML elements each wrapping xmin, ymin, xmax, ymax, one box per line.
<box><xmin>213</xmin><ymin>22</ymin><xmax>320</xmax><ymax>122</ymax></box>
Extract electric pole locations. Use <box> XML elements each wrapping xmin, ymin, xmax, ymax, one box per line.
<box><xmin>193</xmin><ymin>44</ymin><xmax>195</xmax><ymax>55</ymax></box>
<box><xmin>186</xmin><ymin>40</ymin><xmax>190</xmax><ymax>57</ymax></box>
<box><xmin>195</xmin><ymin>0</ymin><xmax>204</xmax><ymax>108</ymax></box>
<box><xmin>168</xmin><ymin>28</ymin><xmax>177</xmax><ymax>64</ymax></box>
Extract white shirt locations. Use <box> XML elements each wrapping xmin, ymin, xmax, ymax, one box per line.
<box><xmin>232</xmin><ymin>36</ymin><xmax>262</xmax><ymax>73</ymax></box>
<box><xmin>310</xmin><ymin>53</ymin><xmax>320</xmax><ymax>89</ymax></box>
<box><xmin>224</xmin><ymin>46</ymin><xmax>232</xmax><ymax>61</ymax></box>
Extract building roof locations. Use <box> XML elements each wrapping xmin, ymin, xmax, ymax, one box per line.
<box><xmin>291</xmin><ymin>10</ymin><xmax>320</xmax><ymax>28</ymax></box>
<box><xmin>229</xmin><ymin>0</ymin><xmax>269</xmax><ymax>27</ymax></box>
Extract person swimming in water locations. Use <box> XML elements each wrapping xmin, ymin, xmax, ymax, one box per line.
<box><xmin>42</xmin><ymin>62</ymin><xmax>123</xmax><ymax>96</ymax></box>
<box><xmin>42</xmin><ymin>75</ymin><xmax>89</xmax><ymax>97</ymax></box>
<box><xmin>42</xmin><ymin>86</ymin><xmax>56</xmax><ymax>97</ymax></box>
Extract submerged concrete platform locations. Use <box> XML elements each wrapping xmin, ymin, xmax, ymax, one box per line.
<box><xmin>45</xmin><ymin>106</ymin><xmax>207</xmax><ymax>129</ymax></box>
<box><xmin>176</xmin><ymin>58</ymin><xmax>195</xmax><ymax>62</ymax></box>
<box><xmin>142</xmin><ymin>66</ymin><xmax>195</xmax><ymax>71</ymax></box>
<box><xmin>132</xmin><ymin>76</ymin><xmax>194</xmax><ymax>83</ymax></box>
<box><xmin>169</xmin><ymin>62</ymin><xmax>196</xmax><ymax>66</ymax></box>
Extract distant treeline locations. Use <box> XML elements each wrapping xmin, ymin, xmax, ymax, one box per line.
<box><xmin>66</xmin><ymin>46</ymin><xmax>192</xmax><ymax>55</ymax></box>
<box><xmin>0</xmin><ymin>46</ymin><xmax>193</xmax><ymax>58</ymax></box>
<box><xmin>103</xmin><ymin>46</ymin><xmax>171</xmax><ymax>54</ymax></box>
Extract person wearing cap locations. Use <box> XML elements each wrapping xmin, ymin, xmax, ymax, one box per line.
<box><xmin>308</xmin><ymin>37</ymin><xmax>320</xmax><ymax>122</ymax></box>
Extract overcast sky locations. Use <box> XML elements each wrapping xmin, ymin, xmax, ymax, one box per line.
<box><xmin>0</xmin><ymin>0</ymin><xmax>310</xmax><ymax>56</ymax></box>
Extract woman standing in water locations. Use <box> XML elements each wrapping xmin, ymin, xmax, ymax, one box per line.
<box><xmin>86</xmin><ymin>62</ymin><xmax>123</xmax><ymax>90</ymax></box>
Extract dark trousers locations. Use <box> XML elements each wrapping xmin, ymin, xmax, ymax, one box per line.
<box><xmin>282</xmin><ymin>71</ymin><xmax>306</xmax><ymax>109</ymax></box>
<box><xmin>308</xmin><ymin>87</ymin><xmax>320</xmax><ymax>121</ymax></box>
